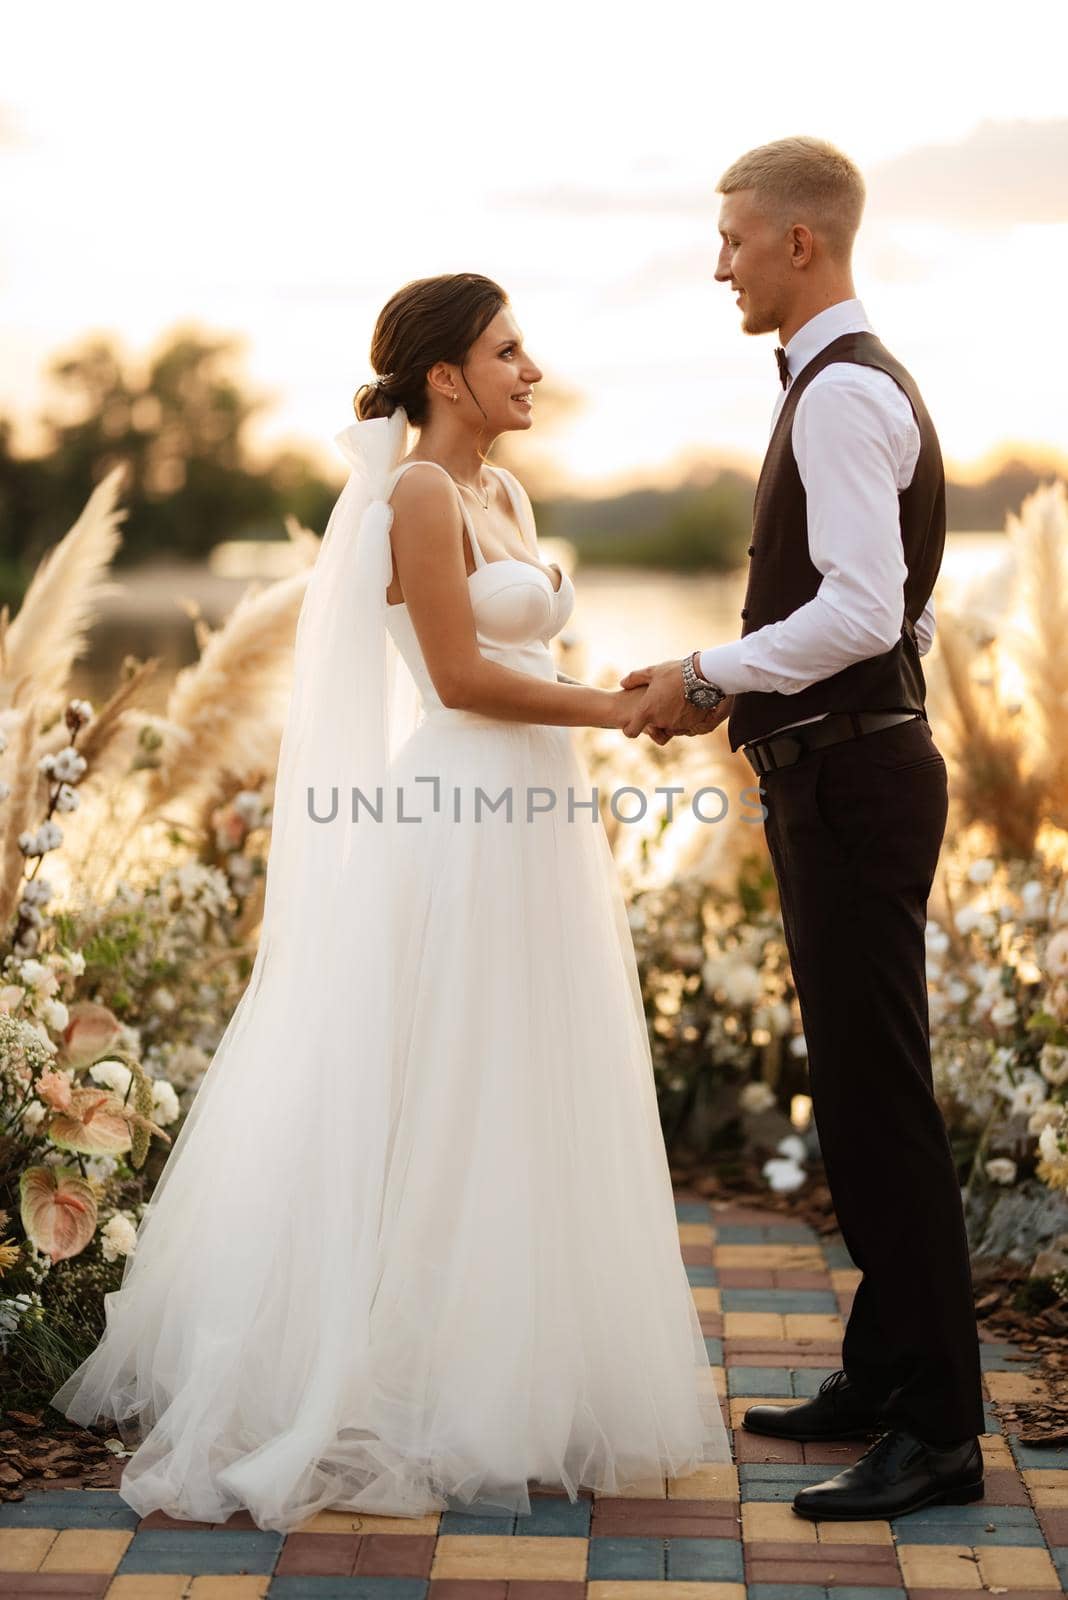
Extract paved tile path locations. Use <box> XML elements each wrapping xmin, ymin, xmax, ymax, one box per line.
<box><xmin>2</xmin><ymin>1197</ymin><xmax>1065</xmax><ymax>1598</ymax></box>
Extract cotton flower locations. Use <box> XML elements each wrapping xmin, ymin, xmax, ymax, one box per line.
<box><xmin>789</xmin><ymin>1034</ymin><xmax>808</xmax><ymax>1058</ymax></box>
<box><xmin>763</xmin><ymin>1156</ymin><xmax>806</xmax><ymax>1193</ymax></box>
<box><xmin>50</xmin><ymin>746</ymin><xmax>87</xmax><ymax>784</ymax></box>
<box><xmin>740</xmin><ymin>1081</ymin><xmax>776</xmax><ymax>1114</ymax></box>
<box><xmin>20</xmin><ymin>1100</ymin><xmax>47</xmax><ymax>1133</ymax></box>
<box><xmin>777</xmin><ymin>1134</ymin><xmax>807</xmax><ymax>1164</ymax></box>
<box><xmin>967</xmin><ymin>858</ymin><xmax>996</xmax><ymax>885</ymax></box>
<box><xmin>1040</xmin><ymin>1045</ymin><xmax>1068</xmax><ymax>1086</ymax></box>
<box><xmin>984</xmin><ymin>1157</ymin><xmax>1017</xmax><ymax>1185</ymax></box>
<box><xmin>1029</xmin><ymin>1101</ymin><xmax>1062</xmax><ymax>1136</ymax></box>
<box><xmin>1045</xmin><ymin>929</ymin><xmax>1068</xmax><ymax>982</ymax></box>
<box><xmin>151</xmin><ymin>1079</ymin><xmax>180</xmax><ymax>1126</ymax></box>
<box><xmin>100</xmin><ymin>1214</ymin><xmax>138</xmax><ymax>1263</ymax></box>
<box><xmin>19</xmin><ymin>959</ymin><xmax>57</xmax><ymax>996</ymax></box>
<box><xmin>1039</xmin><ymin>1124</ymin><xmax>1062</xmax><ymax>1163</ymax></box>
<box><xmin>21</xmin><ymin>878</ymin><xmax>52</xmax><ymax>907</ymax></box>
<box><xmin>954</xmin><ymin>905</ymin><xmax>984</xmax><ymax>936</ymax></box>
<box><xmin>1010</xmin><ymin>1075</ymin><xmax>1047</xmax><ymax>1117</ymax></box>
<box><xmin>989</xmin><ymin>997</ymin><xmax>1018</xmax><ymax>1029</ymax></box>
<box><xmin>53</xmin><ymin>783</ymin><xmax>80</xmax><ymax>814</ymax></box>
<box><xmin>89</xmin><ymin>1060</ymin><xmax>133</xmax><ymax>1098</ymax></box>
<box><xmin>721</xmin><ymin>961</ymin><xmax>763</xmax><ymax>1008</ymax></box>
<box><xmin>40</xmin><ymin>998</ymin><xmax>69</xmax><ymax>1033</ymax></box>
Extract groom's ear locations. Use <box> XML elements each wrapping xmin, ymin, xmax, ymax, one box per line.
<box><xmin>788</xmin><ymin>223</ymin><xmax>815</xmax><ymax>270</ymax></box>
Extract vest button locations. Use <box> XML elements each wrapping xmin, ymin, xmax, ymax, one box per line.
<box><xmin>740</xmin><ymin>608</ymin><xmax>750</xmax><ymax>619</ymax></box>
<box><xmin>747</xmin><ymin>545</ymin><xmax>755</xmax><ymax>556</ymax></box>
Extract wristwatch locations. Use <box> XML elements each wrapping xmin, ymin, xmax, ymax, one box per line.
<box><xmin>681</xmin><ymin>652</ymin><xmax>727</xmax><ymax>711</ymax></box>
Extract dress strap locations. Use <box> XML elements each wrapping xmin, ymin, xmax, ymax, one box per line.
<box><xmin>386</xmin><ymin>460</ymin><xmax>487</xmax><ymax>569</ymax></box>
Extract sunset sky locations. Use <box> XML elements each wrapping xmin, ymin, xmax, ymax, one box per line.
<box><xmin>2</xmin><ymin>0</ymin><xmax>1066</xmax><ymax>491</ymax></box>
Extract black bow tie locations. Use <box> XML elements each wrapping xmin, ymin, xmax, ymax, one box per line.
<box><xmin>775</xmin><ymin>346</ymin><xmax>790</xmax><ymax>389</ymax></box>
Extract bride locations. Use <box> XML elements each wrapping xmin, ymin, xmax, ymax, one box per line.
<box><xmin>51</xmin><ymin>272</ymin><xmax>731</xmax><ymax>1531</ymax></box>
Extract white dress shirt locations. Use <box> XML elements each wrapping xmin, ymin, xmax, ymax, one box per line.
<box><xmin>697</xmin><ymin>298</ymin><xmax>936</xmax><ymax>739</ymax></box>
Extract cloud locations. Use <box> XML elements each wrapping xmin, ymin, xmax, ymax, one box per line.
<box><xmin>494</xmin><ymin>185</ymin><xmax>707</xmax><ymax>218</ymax></box>
<box><xmin>869</xmin><ymin>119</ymin><xmax>1068</xmax><ymax>226</ymax></box>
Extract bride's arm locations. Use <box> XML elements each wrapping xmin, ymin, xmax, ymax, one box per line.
<box><xmin>388</xmin><ymin>469</ymin><xmax>640</xmax><ymax>730</ymax></box>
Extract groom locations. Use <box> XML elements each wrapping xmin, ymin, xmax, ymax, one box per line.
<box><xmin>622</xmin><ymin>136</ymin><xmax>985</xmax><ymax>1520</ymax></box>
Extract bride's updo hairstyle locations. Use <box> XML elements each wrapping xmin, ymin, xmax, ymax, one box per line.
<box><xmin>354</xmin><ymin>273</ymin><xmax>508</xmax><ymax>426</ymax></box>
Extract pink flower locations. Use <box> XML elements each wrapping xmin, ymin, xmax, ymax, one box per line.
<box><xmin>37</xmin><ymin>1070</ymin><xmax>73</xmax><ymax>1112</ymax></box>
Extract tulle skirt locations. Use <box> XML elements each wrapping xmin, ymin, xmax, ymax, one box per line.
<box><xmin>51</xmin><ymin>708</ymin><xmax>729</xmax><ymax>1531</ymax></box>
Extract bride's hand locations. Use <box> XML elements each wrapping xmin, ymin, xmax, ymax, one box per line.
<box><xmin>612</xmin><ymin>685</ymin><xmax>654</xmax><ymax>734</ymax></box>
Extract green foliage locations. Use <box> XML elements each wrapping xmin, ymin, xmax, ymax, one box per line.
<box><xmin>0</xmin><ymin>328</ymin><xmax>340</xmax><ymax>592</ymax></box>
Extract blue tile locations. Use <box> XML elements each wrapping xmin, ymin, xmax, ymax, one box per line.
<box><xmin>714</xmin><ymin>1224</ymin><xmax>817</xmax><ymax>1243</ymax></box>
<box><xmin>1011</xmin><ymin>1435</ymin><xmax>1068</xmax><ymax>1469</ymax></box>
<box><xmin>587</xmin><ymin>1535</ymin><xmax>663</xmax><ymax>1579</ymax></box>
<box><xmin>832</xmin><ymin>1591</ymin><xmax>907</xmax><ymax>1600</ymax></box>
<box><xmin>0</xmin><ymin>1489</ymin><xmax>141</xmax><ymax>1529</ymax></box>
<box><xmin>1051</xmin><ymin>1548</ymin><xmax>1068</xmax><ymax>1588</ymax></box>
<box><xmin>270</xmin><ymin>1583</ymin><xmax>428</xmax><ymax>1600</ymax></box>
<box><xmin>676</xmin><ymin>1201</ymin><xmax>711</xmax><ymax>1221</ymax></box>
<box><xmin>727</xmin><ymin>1366</ymin><xmax>792</xmax><ymax>1397</ymax></box>
<box><xmin>519</xmin><ymin>1496</ymin><xmax>590</xmax><ymax>1536</ymax></box>
<box><xmin>439</xmin><ymin>1509</ymin><xmax>517</xmax><ymax>1533</ymax></box>
<box><xmin>890</xmin><ymin>1522</ymin><xmax>1045</xmax><ymax>1545</ymax></box>
<box><xmin>979</xmin><ymin>1342</ymin><xmax>1033</xmax><ymax>1372</ymax></box>
<box><xmin>704</xmin><ymin>1336</ymin><xmax>724</xmax><ymax>1364</ymax></box>
<box><xmin>686</xmin><ymin>1264</ymin><xmax>719</xmax><ymax>1286</ymax></box>
<box><xmin>792</xmin><ymin>1368</ymin><xmax>837</xmax><ymax>1397</ymax></box>
<box><xmin>739</xmin><ymin>1464</ymin><xmax>829</xmax><ymax>1502</ymax></box>
<box><xmin>984</xmin><ymin>1403</ymin><xmax>1003</xmax><ymax>1434</ymax></box>
<box><xmin>666</xmin><ymin>1536</ymin><xmax>744</xmax><ymax>1580</ymax></box>
<box><xmin>118</xmin><ymin>1528</ymin><xmax>283</xmax><ymax>1574</ymax></box>
<box><xmin>820</xmin><ymin>1241</ymin><xmax>857</xmax><ymax>1269</ymax></box>
<box><xmin>722</xmin><ymin>1289</ymin><xmax>837</xmax><ymax>1314</ymax></box>
<box><xmin>891</xmin><ymin>1503</ymin><xmax>1037</xmax><ymax>1527</ymax></box>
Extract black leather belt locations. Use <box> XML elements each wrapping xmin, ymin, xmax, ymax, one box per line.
<box><xmin>742</xmin><ymin>710</ymin><xmax>924</xmax><ymax>776</ymax></box>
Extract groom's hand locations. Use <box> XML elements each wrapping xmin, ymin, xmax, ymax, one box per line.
<box><xmin>618</xmin><ymin>659</ymin><xmax>696</xmax><ymax>739</ymax></box>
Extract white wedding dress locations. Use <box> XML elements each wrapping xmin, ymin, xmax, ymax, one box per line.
<box><xmin>51</xmin><ymin>453</ymin><xmax>729</xmax><ymax>1531</ymax></box>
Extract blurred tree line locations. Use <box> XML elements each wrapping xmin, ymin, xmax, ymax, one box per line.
<box><xmin>1</xmin><ymin>325</ymin><xmax>1061</xmax><ymax>609</ymax></box>
<box><xmin>0</xmin><ymin>327</ymin><xmax>339</xmax><ymax>606</ymax></box>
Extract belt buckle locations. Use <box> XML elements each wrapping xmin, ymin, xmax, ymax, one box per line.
<box><xmin>746</xmin><ymin>733</ymin><xmax>804</xmax><ymax>774</ymax></box>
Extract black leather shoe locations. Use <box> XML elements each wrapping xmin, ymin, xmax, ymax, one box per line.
<box><xmin>792</xmin><ymin>1429</ymin><xmax>984</xmax><ymax>1520</ymax></box>
<box><xmin>743</xmin><ymin>1369</ymin><xmax>890</xmax><ymax>1442</ymax></box>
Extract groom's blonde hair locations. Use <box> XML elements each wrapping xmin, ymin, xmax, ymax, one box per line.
<box><xmin>717</xmin><ymin>136</ymin><xmax>865</xmax><ymax>261</ymax></box>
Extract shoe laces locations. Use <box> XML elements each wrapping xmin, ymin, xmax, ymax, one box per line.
<box><xmin>817</xmin><ymin>1369</ymin><xmax>849</xmax><ymax>1398</ymax></box>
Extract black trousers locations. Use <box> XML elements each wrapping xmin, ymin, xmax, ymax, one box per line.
<box><xmin>758</xmin><ymin>714</ymin><xmax>985</xmax><ymax>1444</ymax></box>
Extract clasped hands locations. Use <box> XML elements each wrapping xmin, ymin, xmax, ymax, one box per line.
<box><xmin>616</xmin><ymin>658</ymin><xmax>733</xmax><ymax>745</ymax></box>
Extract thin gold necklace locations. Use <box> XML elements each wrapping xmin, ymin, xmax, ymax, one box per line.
<box><xmin>447</xmin><ymin>471</ymin><xmax>490</xmax><ymax>511</ymax></box>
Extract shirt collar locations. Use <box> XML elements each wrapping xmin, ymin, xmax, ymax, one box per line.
<box><xmin>781</xmin><ymin>297</ymin><xmax>872</xmax><ymax>385</ymax></box>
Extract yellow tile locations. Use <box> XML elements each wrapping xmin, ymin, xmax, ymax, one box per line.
<box><xmin>830</xmin><ymin>1268</ymin><xmax>861</xmax><ymax>1292</ymax></box>
<box><xmin>784</xmin><ymin>1313</ymin><xmax>843</xmax><ymax>1341</ymax></box>
<box><xmin>0</xmin><ymin>1527</ymin><xmax>58</xmax><ymax>1569</ymax></box>
<box><xmin>977</xmin><ymin>1545</ymin><xmax>1059</xmax><ymax>1589</ymax></box>
<box><xmin>715</xmin><ymin>1244</ymin><xmax>825</xmax><ymax>1269</ymax></box>
<box><xmin>589</xmin><ymin>1586</ymin><xmax>747</xmax><ymax>1600</ymax></box>
<box><xmin>723</xmin><ymin>1312</ymin><xmax>786</xmax><ymax>1340</ymax></box>
<box><xmin>709</xmin><ymin>1365</ymin><xmax>727</xmax><ymax>1398</ymax></box>
<box><xmin>742</xmin><ymin>1499</ymin><xmax>818</xmax><ymax>1543</ymax></box>
<box><xmin>980</xmin><ymin>1433</ymin><xmax>1014</xmax><ymax>1468</ymax></box>
<box><xmin>678</xmin><ymin>1222</ymin><xmax>714</xmax><ymax>1245</ymax></box>
<box><xmin>816</xmin><ymin>1518</ymin><xmax>894</xmax><ymax>1545</ymax></box>
<box><xmin>668</xmin><ymin>1462</ymin><xmax>739</xmax><ymax>1500</ymax></box>
<box><xmin>107</xmin><ymin>1580</ymin><xmax>192</xmax><ymax>1599</ymax></box>
<box><xmin>40</xmin><ymin>1528</ymin><xmax>134</xmax><ymax>1574</ymax></box>
<box><xmin>606</xmin><ymin>1474</ymin><xmax>668</xmax><ymax>1498</ymax></box>
<box><xmin>295</xmin><ymin>1509</ymin><xmax>441</xmax><ymax>1532</ymax></box>
<box><xmin>692</xmin><ymin>1286</ymin><xmax>722</xmax><ymax>1313</ymax></box>
<box><xmin>897</xmin><ymin>1543</ymin><xmax>981</xmax><ymax>1588</ymax></box>
<box><xmin>188</xmin><ymin>1579</ymin><xmax>273</xmax><ymax>1598</ymax></box>
<box><xmin>729</xmin><ymin>1395</ymin><xmax>799</xmax><ymax>1428</ymax></box>
<box><xmin>432</xmin><ymin>1534</ymin><xmax>587</xmax><ymax>1580</ymax></box>
<box><xmin>983</xmin><ymin>1371</ymin><xmax>1049</xmax><ymax>1404</ymax></box>
<box><xmin>1029</xmin><ymin>1482</ymin><xmax>1068</xmax><ymax>1508</ymax></box>
<box><xmin>1023</xmin><ymin>1467</ymin><xmax>1068</xmax><ymax>1506</ymax></box>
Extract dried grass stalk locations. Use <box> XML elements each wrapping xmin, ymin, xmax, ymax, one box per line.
<box><xmin>0</xmin><ymin>704</ymin><xmax>40</xmax><ymax>931</ymax></box>
<box><xmin>0</xmin><ymin>465</ymin><xmax>127</xmax><ymax>713</ymax></box>
<box><xmin>1009</xmin><ymin>482</ymin><xmax>1068</xmax><ymax>827</ymax></box>
<box><xmin>145</xmin><ymin>571</ymin><xmax>309</xmax><ymax>810</ymax></box>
